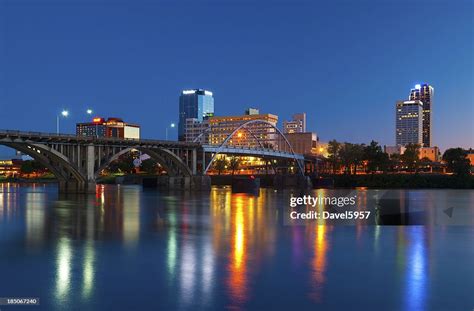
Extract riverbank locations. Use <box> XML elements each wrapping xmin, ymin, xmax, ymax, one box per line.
<box><xmin>330</xmin><ymin>174</ymin><xmax>473</xmax><ymax>189</ymax></box>
<box><xmin>2</xmin><ymin>174</ymin><xmax>473</xmax><ymax>189</ymax></box>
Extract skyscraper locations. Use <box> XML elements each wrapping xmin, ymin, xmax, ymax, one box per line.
<box><xmin>409</xmin><ymin>83</ymin><xmax>434</xmax><ymax>147</ymax></box>
<box><xmin>178</xmin><ymin>89</ymin><xmax>214</xmax><ymax>141</ymax></box>
<box><xmin>396</xmin><ymin>100</ymin><xmax>423</xmax><ymax>146</ymax></box>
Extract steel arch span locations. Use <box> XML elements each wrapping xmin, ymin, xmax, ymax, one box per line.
<box><xmin>202</xmin><ymin>119</ymin><xmax>305</xmax><ymax>174</ymax></box>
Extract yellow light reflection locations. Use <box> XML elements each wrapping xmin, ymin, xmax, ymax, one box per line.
<box><xmin>311</xmin><ymin>225</ymin><xmax>329</xmax><ymax>302</ymax></box>
<box><xmin>228</xmin><ymin>195</ymin><xmax>247</xmax><ymax>304</ymax></box>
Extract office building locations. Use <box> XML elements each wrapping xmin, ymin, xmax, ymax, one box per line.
<box><xmin>76</xmin><ymin>117</ymin><xmax>140</xmax><ymax>139</ymax></box>
<box><xmin>396</xmin><ymin>100</ymin><xmax>423</xmax><ymax>146</ymax></box>
<box><xmin>207</xmin><ymin>110</ymin><xmax>279</xmax><ymax>148</ymax></box>
<box><xmin>178</xmin><ymin>89</ymin><xmax>214</xmax><ymax>141</ymax></box>
<box><xmin>285</xmin><ymin>132</ymin><xmax>318</xmax><ymax>155</ymax></box>
<box><xmin>184</xmin><ymin>118</ymin><xmax>210</xmax><ymax>143</ymax></box>
<box><xmin>283</xmin><ymin>113</ymin><xmax>306</xmax><ymax>134</ymax></box>
<box><xmin>409</xmin><ymin>83</ymin><xmax>434</xmax><ymax>147</ymax></box>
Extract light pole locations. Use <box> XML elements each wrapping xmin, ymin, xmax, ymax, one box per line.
<box><xmin>56</xmin><ymin>110</ymin><xmax>69</xmax><ymax>134</ymax></box>
<box><xmin>165</xmin><ymin>123</ymin><xmax>176</xmax><ymax>140</ymax></box>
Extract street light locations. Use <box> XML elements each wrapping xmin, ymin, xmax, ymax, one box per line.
<box><xmin>86</xmin><ymin>109</ymin><xmax>93</xmax><ymax>115</ymax></box>
<box><xmin>165</xmin><ymin>123</ymin><xmax>176</xmax><ymax>140</ymax></box>
<box><xmin>57</xmin><ymin>110</ymin><xmax>69</xmax><ymax>134</ymax></box>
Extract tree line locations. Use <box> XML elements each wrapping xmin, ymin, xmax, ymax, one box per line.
<box><xmin>325</xmin><ymin>140</ymin><xmax>471</xmax><ymax>176</ymax></box>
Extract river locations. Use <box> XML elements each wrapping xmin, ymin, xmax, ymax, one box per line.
<box><xmin>0</xmin><ymin>183</ymin><xmax>473</xmax><ymax>310</ymax></box>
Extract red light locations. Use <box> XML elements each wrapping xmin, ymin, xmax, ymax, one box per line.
<box><xmin>93</xmin><ymin>117</ymin><xmax>102</xmax><ymax>123</ymax></box>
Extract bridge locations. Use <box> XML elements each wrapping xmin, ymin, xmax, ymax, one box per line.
<box><xmin>0</xmin><ymin>124</ymin><xmax>307</xmax><ymax>193</ymax></box>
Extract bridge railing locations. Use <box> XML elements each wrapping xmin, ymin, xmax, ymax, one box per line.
<box><xmin>0</xmin><ymin>129</ymin><xmax>200</xmax><ymax>146</ymax></box>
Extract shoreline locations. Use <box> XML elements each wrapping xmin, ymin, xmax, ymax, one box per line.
<box><xmin>1</xmin><ymin>173</ymin><xmax>472</xmax><ymax>189</ymax></box>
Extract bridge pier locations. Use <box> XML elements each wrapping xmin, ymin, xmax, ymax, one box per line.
<box><xmin>58</xmin><ymin>180</ymin><xmax>97</xmax><ymax>194</ymax></box>
<box><xmin>150</xmin><ymin>175</ymin><xmax>211</xmax><ymax>191</ymax></box>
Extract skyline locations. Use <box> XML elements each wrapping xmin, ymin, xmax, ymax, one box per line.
<box><xmin>1</xmin><ymin>0</ymin><xmax>473</xmax><ymax>154</ymax></box>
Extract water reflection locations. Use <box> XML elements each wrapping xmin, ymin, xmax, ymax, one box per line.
<box><xmin>310</xmin><ymin>225</ymin><xmax>330</xmax><ymax>302</ymax></box>
<box><xmin>0</xmin><ymin>184</ymin><xmax>472</xmax><ymax>311</ymax></box>
<box><xmin>55</xmin><ymin>237</ymin><xmax>72</xmax><ymax>301</ymax></box>
<box><xmin>227</xmin><ymin>195</ymin><xmax>248</xmax><ymax>304</ymax></box>
<box><xmin>403</xmin><ymin>227</ymin><xmax>428</xmax><ymax>311</ymax></box>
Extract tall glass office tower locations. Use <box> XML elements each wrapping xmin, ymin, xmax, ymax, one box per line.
<box><xmin>178</xmin><ymin>89</ymin><xmax>214</xmax><ymax>141</ymax></box>
<box><xmin>409</xmin><ymin>83</ymin><xmax>434</xmax><ymax>147</ymax></box>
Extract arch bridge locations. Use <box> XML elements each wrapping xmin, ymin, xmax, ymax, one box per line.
<box><xmin>0</xmin><ymin>130</ymin><xmax>200</xmax><ymax>193</ymax></box>
<box><xmin>1</xmin><ymin>122</ymin><xmax>310</xmax><ymax>193</ymax></box>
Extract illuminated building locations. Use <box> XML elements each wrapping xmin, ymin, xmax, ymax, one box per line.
<box><xmin>285</xmin><ymin>132</ymin><xmax>318</xmax><ymax>155</ymax></box>
<box><xmin>419</xmin><ymin>147</ymin><xmax>440</xmax><ymax>162</ymax></box>
<box><xmin>396</xmin><ymin>100</ymin><xmax>423</xmax><ymax>146</ymax></box>
<box><xmin>283</xmin><ymin>113</ymin><xmax>306</xmax><ymax>134</ymax></box>
<box><xmin>409</xmin><ymin>84</ymin><xmax>434</xmax><ymax>147</ymax></box>
<box><xmin>76</xmin><ymin>117</ymin><xmax>140</xmax><ymax>139</ymax></box>
<box><xmin>178</xmin><ymin>89</ymin><xmax>214</xmax><ymax>141</ymax></box>
<box><xmin>467</xmin><ymin>150</ymin><xmax>474</xmax><ymax>166</ymax></box>
<box><xmin>207</xmin><ymin>110</ymin><xmax>279</xmax><ymax>148</ymax></box>
<box><xmin>0</xmin><ymin>159</ymin><xmax>22</xmax><ymax>177</ymax></box>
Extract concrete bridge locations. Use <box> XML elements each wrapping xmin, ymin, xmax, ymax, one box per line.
<box><xmin>0</xmin><ymin>127</ymin><xmax>306</xmax><ymax>193</ymax></box>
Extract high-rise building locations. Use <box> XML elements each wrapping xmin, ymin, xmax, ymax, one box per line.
<box><xmin>76</xmin><ymin>117</ymin><xmax>140</xmax><ymax>139</ymax></box>
<box><xmin>409</xmin><ymin>83</ymin><xmax>434</xmax><ymax>147</ymax></box>
<box><xmin>396</xmin><ymin>100</ymin><xmax>423</xmax><ymax>146</ymax></box>
<box><xmin>178</xmin><ymin>89</ymin><xmax>214</xmax><ymax>141</ymax></box>
<box><xmin>283</xmin><ymin>113</ymin><xmax>306</xmax><ymax>134</ymax></box>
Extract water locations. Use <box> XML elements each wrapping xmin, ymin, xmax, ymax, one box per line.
<box><xmin>0</xmin><ymin>183</ymin><xmax>473</xmax><ymax>311</ymax></box>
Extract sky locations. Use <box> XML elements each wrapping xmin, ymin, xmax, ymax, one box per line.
<box><xmin>0</xmin><ymin>0</ymin><xmax>473</xmax><ymax>156</ymax></box>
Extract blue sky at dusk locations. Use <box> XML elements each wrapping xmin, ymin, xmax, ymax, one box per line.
<box><xmin>0</xmin><ymin>0</ymin><xmax>473</xmax><ymax>155</ymax></box>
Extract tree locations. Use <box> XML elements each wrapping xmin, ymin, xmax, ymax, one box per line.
<box><xmin>20</xmin><ymin>160</ymin><xmax>45</xmax><ymax>175</ymax></box>
<box><xmin>443</xmin><ymin>148</ymin><xmax>471</xmax><ymax>176</ymax></box>
<box><xmin>109</xmin><ymin>153</ymin><xmax>136</xmax><ymax>174</ymax></box>
<box><xmin>364</xmin><ymin>141</ymin><xmax>390</xmax><ymax>173</ymax></box>
<box><xmin>213</xmin><ymin>157</ymin><xmax>227</xmax><ymax>175</ymax></box>
<box><xmin>229</xmin><ymin>157</ymin><xmax>240</xmax><ymax>175</ymax></box>
<box><xmin>327</xmin><ymin>139</ymin><xmax>341</xmax><ymax>174</ymax></box>
<box><xmin>339</xmin><ymin>143</ymin><xmax>365</xmax><ymax>175</ymax></box>
<box><xmin>140</xmin><ymin>159</ymin><xmax>158</xmax><ymax>174</ymax></box>
<box><xmin>401</xmin><ymin>143</ymin><xmax>420</xmax><ymax>172</ymax></box>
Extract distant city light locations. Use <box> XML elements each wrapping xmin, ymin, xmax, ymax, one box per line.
<box><xmin>61</xmin><ymin>110</ymin><xmax>69</xmax><ymax>117</ymax></box>
<box><xmin>415</xmin><ymin>84</ymin><xmax>421</xmax><ymax>90</ymax></box>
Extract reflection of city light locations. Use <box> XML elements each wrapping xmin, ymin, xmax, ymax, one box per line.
<box><xmin>180</xmin><ymin>238</ymin><xmax>196</xmax><ymax>305</ymax></box>
<box><xmin>311</xmin><ymin>225</ymin><xmax>328</xmax><ymax>302</ymax></box>
<box><xmin>404</xmin><ymin>227</ymin><xmax>427</xmax><ymax>311</ymax></box>
<box><xmin>123</xmin><ymin>188</ymin><xmax>140</xmax><ymax>245</ymax></box>
<box><xmin>56</xmin><ymin>238</ymin><xmax>72</xmax><ymax>299</ymax></box>
<box><xmin>228</xmin><ymin>195</ymin><xmax>247</xmax><ymax>304</ymax></box>
<box><xmin>82</xmin><ymin>242</ymin><xmax>95</xmax><ymax>298</ymax></box>
<box><xmin>167</xmin><ymin>212</ymin><xmax>177</xmax><ymax>276</ymax></box>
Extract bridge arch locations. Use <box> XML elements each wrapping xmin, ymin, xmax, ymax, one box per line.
<box><xmin>203</xmin><ymin>119</ymin><xmax>304</xmax><ymax>175</ymax></box>
<box><xmin>0</xmin><ymin>142</ymin><xmax>87</xmax><ymax>185</ymax></box>
<box><xmin>95</xmin><ymin>146</ymin><xmax>193</xmax><ymax>178</ymax></box>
